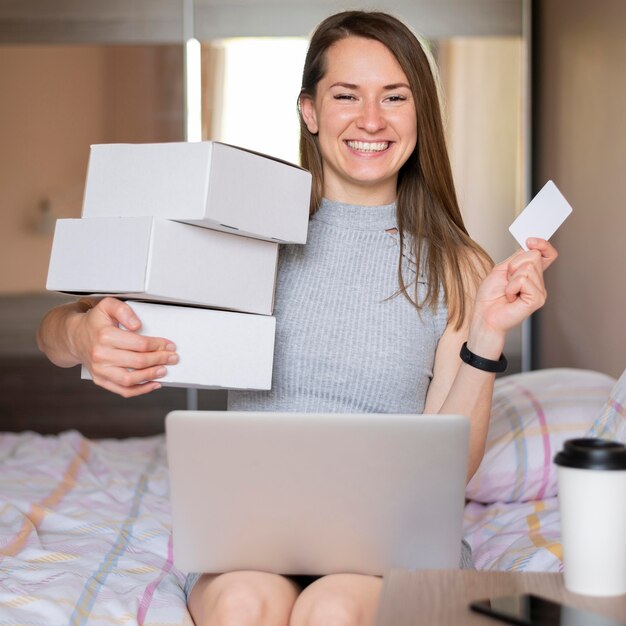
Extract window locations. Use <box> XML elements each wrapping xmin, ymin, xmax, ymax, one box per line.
<box><xmin>204</xmin><ymin>38</ymin><xmax>309</xmax><ymax>164</ymax></box>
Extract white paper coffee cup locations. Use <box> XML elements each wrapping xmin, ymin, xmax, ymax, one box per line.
<box><xmin>555</xmin><ymin>438</ymin><xmax>626</xmax><ymax>596</ymax></box>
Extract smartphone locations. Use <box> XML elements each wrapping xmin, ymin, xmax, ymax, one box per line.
<box><xmin>469</xmin><ymin>593</ymin><xmax>626</xmax><ymax>626</ymax></box>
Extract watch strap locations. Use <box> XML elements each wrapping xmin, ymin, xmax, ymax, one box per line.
<box><xmin>459</xmin><ymin>341</ymin><xmax>507</xmax><ymax>373</ymax></box>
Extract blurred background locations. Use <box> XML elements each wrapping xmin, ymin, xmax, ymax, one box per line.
<box><xmin>0</xmin><ymin>0</ymin><xmax>623</xmax><ymax>435</ymax></box>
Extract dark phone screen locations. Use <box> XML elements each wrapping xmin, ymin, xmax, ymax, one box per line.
<box><xmin>470</xmin><ymin>594</ymin><xmax>626</xmax><ymax>626</ymax></box>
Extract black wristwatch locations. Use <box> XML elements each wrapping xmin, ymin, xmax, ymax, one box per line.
<box><xmin>459</xmin><ymin>341</ymin><xmax>507</xmax><ymax>373</ymax></box>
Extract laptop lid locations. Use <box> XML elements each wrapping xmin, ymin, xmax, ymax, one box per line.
<box><xmin>166</xmin><ymin>411</ymin><xmax>469</xmax><ymax>576</ymax></box>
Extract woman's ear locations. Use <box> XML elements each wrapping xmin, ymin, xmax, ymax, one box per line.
<box><xmin>299</xmin><ymin>95</ymin><xmax>319</xmax><ymax>135</ymax></box>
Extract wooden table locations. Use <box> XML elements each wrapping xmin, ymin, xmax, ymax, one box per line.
<box><xmin>374</xmin><ymin>570</ymin><xmax>626</xmax><ymax>625</ymax></box>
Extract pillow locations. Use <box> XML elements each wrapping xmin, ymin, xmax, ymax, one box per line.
<box><xmin>466</xmin><ymin>368</ymin><xmax>616</xmax><ymax>504</ymax></box>
<box><xmin>586</xmin><ymin>366</ymin><xmax>626</xmax><ymax>442</ymax></box>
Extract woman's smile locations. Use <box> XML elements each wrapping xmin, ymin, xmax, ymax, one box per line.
<box><xmin>345</xmin><ymin>140</ymin><xmax>391</xmax><ymax>153</ymax></box>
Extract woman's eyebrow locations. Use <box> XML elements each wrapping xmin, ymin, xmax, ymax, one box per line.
<box><xmin>329</xmin><ymin>82</ymin><xmax>358</xmax><ymax>89</ymax></box>
<box><xmin>328</xmin><ymin>81</ymin><xmax>411</xmax><ymax>90</ymax></box>
<box><xmin>384</xmin><ymin>82</ymin><xmax>410</xmax><ymax>90</ymax></box>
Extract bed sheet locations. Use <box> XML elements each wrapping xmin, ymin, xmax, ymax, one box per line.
<box><xmin>464</xmin><ymin>498</ymin><xmax>562</xmax><ymax>572</ymax></box>
<box><xmin>0</xmin><ymin>430</ymin><xmax>191</xmax><ymax>626</ymax></box>
<box><xmin>0</xmin><ymin>430</ymin><xmax>563</xmax><ymax>625</ymax></box>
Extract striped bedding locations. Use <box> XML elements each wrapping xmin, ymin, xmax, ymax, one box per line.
<box><xmin>0</xmin><ymin>430</ymin><xmax>562</xmax><ymax>625</ymax></box>
<box><xmin>0</xmin><ymin>367</ymin><xmax>622</xmax><ymax>624</ymax></box>
<box><xmin>464</xmin><ymin>498</ymin><xmax>562</xmax><ymax>572</ymax></box>
<box><xmin>0</xmin><ymin>431</ymin><xmax>191</xmax><ymax>626</ymax></box>
<box><xmin>464</xmin><ymin>366</ymin><xmax>624</xmax><ymax>573</ymax></box>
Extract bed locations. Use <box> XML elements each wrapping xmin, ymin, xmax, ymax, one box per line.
<box><xmin>1</xmin><ymin>366</ymin><xmax>624</xmax><ymax>625</ymax></box>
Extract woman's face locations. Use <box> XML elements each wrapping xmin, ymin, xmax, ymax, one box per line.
<box><xmin>300</xmin><ymin>36</ymin><xmax>417</xmax><ymax>206</ymax></box>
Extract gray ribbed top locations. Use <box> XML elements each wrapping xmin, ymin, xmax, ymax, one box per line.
<box><xmin>228</xmin><ymin>198</ymin><xmax>449</xmax><ymax>413</ymax></box>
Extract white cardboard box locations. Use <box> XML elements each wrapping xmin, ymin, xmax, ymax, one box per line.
<box><xmin>81</xmin><ymin>301</ymin><xmax>276</xmax><ymax>390</ymax></box>
<box><xmin>81</xmin><ymin>141</ymin><xmax>311</xmax><ymax>244</ymax></box>
<box><xmin>47</xmin><ymin>217</ymin><xmax>278</xmax><ymax>315</ymax></box>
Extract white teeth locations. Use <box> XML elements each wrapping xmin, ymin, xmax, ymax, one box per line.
<box><xmin>346</xmin><ymin>140</ymin><xmax>389</xmax><ymax>152</ymax></box>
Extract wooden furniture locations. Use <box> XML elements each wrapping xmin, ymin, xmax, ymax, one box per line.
<box><xmin>374</xmin><ymin>570</ymin><xmax>626</xmax><ymax>626</ymax></box>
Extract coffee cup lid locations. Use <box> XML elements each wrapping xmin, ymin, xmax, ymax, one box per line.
<box><xmin>554</xmin><ymin>438</ymin><xmax>626</xmax><ymax>470</ymax></box>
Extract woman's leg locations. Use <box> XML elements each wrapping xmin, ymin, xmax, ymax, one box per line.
<box><xmin>187</xmin><ymin>571</ymin><xmax>300</xmax><ymax>626</ymax></box>
<box><xmin>289</xmin><ymin>574</ymin><xmax>382</xmax><ymax>626</ymax></box>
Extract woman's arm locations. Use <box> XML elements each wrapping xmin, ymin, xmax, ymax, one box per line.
<box><xmin>424</xmin><ymin>238</ymin><xmax>558</xmax><ymax>480</ymax></box>
<box><xmin>37</xmin><ymin>296</ymin><xmax>178</xmax><ymax>398</ymax></box>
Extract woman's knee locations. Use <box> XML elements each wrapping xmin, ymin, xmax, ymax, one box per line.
<box><xmin>189</xmin><ymin>572</ymin><xmax>297</xmax><ymax>626</ymax></box>
<box><xmin>296</xmin><ymin>597</ymin><xmax>358</xmax><ymax>626</ymax></box>
<box><xmin>290</xmin><ymin>575</ymin><xmax>381</xmax><ymax>626</ymax></box>
<box><xmin>213</xmin><ymin>580</ymin><xmax>269</xmax><ymax>624</ymax></box>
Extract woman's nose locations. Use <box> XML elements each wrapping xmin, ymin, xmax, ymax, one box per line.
<box><xmin>356</xmin><ymin>101</ymin><xmax>387</xmax><ymax>132</ymax></box>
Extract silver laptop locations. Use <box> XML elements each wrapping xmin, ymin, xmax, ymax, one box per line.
<box><xmin>166</xmin><ymin>411</ymin><xmax>469</xmax><ymax>576</ymax></box>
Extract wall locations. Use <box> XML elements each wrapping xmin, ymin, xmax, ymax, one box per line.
<box><xmin>439</xmin><ymin>37</ymin><xmax>524</xmax><ymax>362</ymax></box>
<box><xmin>0</xmin><ymin>46</ymin><xmax>107</xmax><ymax>293</ymax></box>
<box><xmin>533</xmin><ymin>0</ymin><xmax>626</xmax><ymax>378</ymax></box>
<box><xmin>106</xmin><ymin>46</ymin><xmax>183</xmax><ymax>144</ymax></box>
<box><xmin>0</xmin><ymin>45</ymin><xmax>183</xmax><ymax>294</ymax></box>
<box><xmin>439</xmin><ymin>37</ymin><xmax>523</xmax><ymax>265</ymax></box>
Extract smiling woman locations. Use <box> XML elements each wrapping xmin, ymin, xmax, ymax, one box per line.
<box><xmin>176</xmin><ymin>9</ymin><xmax>557</xmax><ymax>626</ymax></box>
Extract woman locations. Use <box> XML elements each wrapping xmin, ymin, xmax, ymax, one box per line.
<box><xmin>37</xmin><ymin>10</ymin><xmax>557</xmax><ymax>626</ymax></box>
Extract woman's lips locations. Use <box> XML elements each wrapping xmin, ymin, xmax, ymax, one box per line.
<box><xmin>345</xmin><ymin>140</ymin><xmax>390</xmax><ymax>152</ymax></box>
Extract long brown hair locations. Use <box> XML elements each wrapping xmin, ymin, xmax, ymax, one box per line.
<box><xmin>298</xmin><ymin>10</ymin><xmax>492</xmax><ymax>329</ymax></box>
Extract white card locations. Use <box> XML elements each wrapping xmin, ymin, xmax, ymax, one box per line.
<box><xmin>509</xmin><ymin>180</ymin><xmax>573</xmax><ymax>250</ymax></box>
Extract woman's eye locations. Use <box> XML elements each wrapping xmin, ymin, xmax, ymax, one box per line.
<box><xmin>386</xmin><ymin>95</ymin><xmax>407</xmax><ymax>103</ymax></box>
<box><xmin>333</xmin><ymin>94</ymin><xmax>356</xmax><ymax>101</ymax></box>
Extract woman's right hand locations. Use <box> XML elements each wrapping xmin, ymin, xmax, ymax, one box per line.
<box><xmin>69</xmin><ymin>297</ymin><xmax>178</xmax><ymax>398</ymax></box>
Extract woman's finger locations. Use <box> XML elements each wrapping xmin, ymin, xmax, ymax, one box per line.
<box><xmin>92</xmin><ymin>363</ymin><xmax>169</xmax><ymax>388</ymax></box>
<box><xmin>90</xmin><ymin>343</ymin><xmax>179</xmax><ymax>370</ymax></box>
<box><xmin>496</xmin><ymin>239</ymin><xmax>558</xmax><ymax>275</ymax></box>
<box><xmin>96</xmin><ymin>325</ymin><xmax>176</xmax><ymax>354</ymax></box>
<box><xmin>91</xmin><ymin>299</ymin><xmax>176</xmax><ymax>352</ymax></box>
<box><xmin>96</xmin><ymin>297</ymin><xmax>143</xmax><ymax>331</ymax></box>
<box><xmin>92</xmin><ymin>375</ymin><xmax>162</xmax><ymax>398</ymax></box>
<box><xmin>504</xmin><ymin>269</ymin><xmax>546</xmax><ymax>307</ymax></box>
<box><xmin>525</xmin><ymin>237</ymin><xmax>558</xmax><ymax>270</ymax></box>
<box><xmin>506</xmin><ymin>249</ymin><xmax>542</xmax><ymax>277</ymax></box>
<box><xmin>508</xmin><ymin>260</ymin><xmax>545</xmax><ymax>285</ymax></box>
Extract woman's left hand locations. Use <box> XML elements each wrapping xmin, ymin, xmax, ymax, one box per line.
<box><xmin>473</xmin><ymin>237</ymin><xmax>558</xmax><ymax>336</ymax></box>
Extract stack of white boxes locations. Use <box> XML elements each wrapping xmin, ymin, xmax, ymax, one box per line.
<box><xmin>46</xmin><ymin>141</ymin><xmax>311</xmax><ymax>391</ymax></box>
